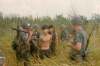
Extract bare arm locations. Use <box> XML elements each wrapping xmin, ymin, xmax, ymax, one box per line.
<box><xmin>25</xmin><ymin>31</ymin><xmax>33</xmax><ymax>44</ymax></box>
<box><xmin>2</xmin><ymin>61</ymin><xmax>5</xmax><ymax>66</ymax></box>
<box><xmin>67</xmin><ymin>42</ymin><xmax>82</xmax><ymax>51</ymax></box>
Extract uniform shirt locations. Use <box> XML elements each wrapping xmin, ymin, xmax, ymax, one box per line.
<box><xmin>0</xmin><ymin>50</ymin><xmax>5</xmax><ymax>65</ymax></box>
<box><xmin>19</xmin><ymin>31</ymin><xmax>30</xmax><ymax>51</ymax></box>
<box><xmin>19</xmin><ymin>31</ymin><xmax>28</xmax><ymax>43</ymax></box>
<box><xmin>71</xmin><ymin>29</ymin><xmax>87</xmax><ymax>55</ymax></box>
<box><xmin>33</xmin><ymin>31</ymin><xmax>41</xmax><ymax>39</ymax></box>
<box><xmin>60</xmin><ymin>30</ymin><xmax>69</xmax><ymax>41</ymax></box>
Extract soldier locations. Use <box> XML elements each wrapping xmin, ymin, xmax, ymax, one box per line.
<box><xmin>39</xmin><ymin>25</ymin><xmax>52</xmax><ymax>60</ymax></box>
<box><xmin>12</xmin><ymin>22</ymin><xmax>33</xmax><ymax>66</ymax></box>
<box><xmin>60</xmin><ymin>24</ymin><xmax>69</xmax><ymax>41</ymax></box>
<box><xmin>83</xmin><ymin>20</ymin><xmax>88</xmax><ymax>30</ymax></box>
<box><xmin>21</xmin><ymin>22</ymin><xmax>33</xmax><ymax>66</ymax></box>
<box><xmin>67</xmin><ymin>17</ymin><xmax>87</xmax><ymax>62</ymax></box>
<box><xmin>0</xmin><ymin>50</ymin><xmax>5</xmax><ymax>66</ymax></box>
<box><xmin>30</xmin><ymin>24</ymin><xmax>41</xmax><ymax>55</ymax></box>
<box><xmin>48</xmin><ymin>25</ymin><xmax>58</xmax><ymax>55</ymax></box>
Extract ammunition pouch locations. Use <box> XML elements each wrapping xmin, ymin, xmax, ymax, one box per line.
<box><xmin>82</xmin><ymin>49</ymin><xmax>90</xmax><ymax>60</ymax></box>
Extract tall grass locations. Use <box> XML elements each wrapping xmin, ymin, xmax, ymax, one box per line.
<box><xmin>0</xmin><ymin>12</ymin><xmax>100</xmax><ymax>66</ymax></box>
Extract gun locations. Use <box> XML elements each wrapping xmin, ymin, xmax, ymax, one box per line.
<box><xmin>86</xmin><ymin>23</ymin><xmax>95</xmax><ymax>50</ymax></box>
<box><xmin>11</xmin><ymin>27</ymin><xmax>27</xmax><ymax>33</ymax></box>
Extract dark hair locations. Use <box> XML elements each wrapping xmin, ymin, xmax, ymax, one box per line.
<box><xmin>48</xmin><ymin>25</ymin><xmax>53</xmax><ymax>29</ymax></box>
<box><xmin>42</xmin><ymin>25</ymin><xmax>48</xmax><ymax>30</ymax></box>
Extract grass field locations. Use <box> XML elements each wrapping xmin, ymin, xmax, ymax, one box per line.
<box><xmin>0</xmin><ymin>13</ymin><xmax>100</xmax><ymax>66</ymax></box>
<box><xmin>0</xmin><ymin>22</ymin><xmax>100</xmax><ymax>66</ymax></box>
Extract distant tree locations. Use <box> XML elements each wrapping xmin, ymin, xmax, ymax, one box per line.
<box><xmin>91</xmin><ymin>14</ymin><xmax>100</xmax><ymax>22</ymax></box>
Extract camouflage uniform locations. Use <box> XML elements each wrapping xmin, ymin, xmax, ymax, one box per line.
<box><xmin>30</xmin><ymin>31</ymin><xmax>41</xmax><ymax>55</ymax></box>
<box><xmin>30</xmin><ymin>24</ymin><xmax>41</xmax><ymax>55</ymax></box>
<box><xmin>12</xmin><ymin>22</ymin><xmax>31</xmax><ymax>66</ymax></box>
<box><xmin>19</xmin><ymin>31</ymin><xmax>30</xmax><ymax>66</ymax></box>
<box><xmin>70</xmin><ymin>17</ymin><xmax>87</xmax><ymax>62</ymax></box>
<box><xmin>48</xmin><ymin>31</ymin><xmax>57</xmax><ymax>55</ymax></box>
<box><xmin>60</xmin><ymin>24</ymin><xmax>69</xmax><ymax>41</ymax></box>
<box><xmin>60</xmin><ymin>30</ymin><xmax>69</xmax><ymax>41</ymax></box>
<box><xmin>0</xmin><ymin>50</ymin><xmax>5</xmax><ymax>66</ymax></box>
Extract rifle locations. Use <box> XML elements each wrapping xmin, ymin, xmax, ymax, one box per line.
<box><xmin>86</xmin><ymin>23</ymin><xmax>95</xmax><ymax>50</ymax></box>
<box><xmin>10</xmin><ymin>27</ymin><xmax>27</xmax><ymax>33</ymax></box>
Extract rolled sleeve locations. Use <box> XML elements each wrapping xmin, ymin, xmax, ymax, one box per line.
<box><xmin>74</xmin><ymin>33</ymin><xmax>82</xmax><ymax>43</ymax></box>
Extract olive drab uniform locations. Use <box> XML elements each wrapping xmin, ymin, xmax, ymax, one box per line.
<box><xmin>12</xmin><ymin>30</ymin><xmax>30</xmax><ymax>66</ymax></box>
<box><xmin>12</xmin><ymin>37</ymin><xmax>22</xmax><ymax>61</ymax></box>
<box><xmin>0</xmin><ymin>50</ymin><xmax>5</xmax><ymax>66</ymax></box>
<box><xmin>48</xmin><ymin>31</ymin><xmax>57</xmax><ymax>55</ymax></box>
<box><xmin>30</xmin><ymin>31</ymin><xmax>41</xmax><ymax>55</ymax></box>
<box><xmin>70</xmin><ymin>29</ymin><xmax>87</xmax><ymax>62</ymax></box>
<box><xmin>60</xmin><ymin>30</ymin><xmax>69</xmax><ymax>41</ymax></box>
<box><xmin>19</xmin><ymin>31</ymin><xmax>30</xmax><ymax>66</ymax></box>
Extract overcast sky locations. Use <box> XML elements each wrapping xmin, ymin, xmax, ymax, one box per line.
<box><xmin>0</xmin><ymin>0</ymin><xmax>100</xmax><ymax>19</ymax></box>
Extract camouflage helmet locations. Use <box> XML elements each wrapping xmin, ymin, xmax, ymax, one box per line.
<box><xmin>22</xmin><ymin>22</ymin><xmax>31</xmax><ymax>29</ymax></box>
<box><xmin>33</xmin><ymin>24</ymin><xmax>39</xmax><ymax>29</ymax></box>
<box><xmin>60</xmin><ymin>24</ymin><xmax>66</xmax><ymax>29</ymax></box>
<box><xmin>71</xmin><ymin>17</ymin><xmax>83</xmax><ymax>25</ymax></box>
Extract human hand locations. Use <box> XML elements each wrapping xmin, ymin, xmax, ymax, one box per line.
<box><xmin>67</xmin><ymin>42</ymin><xmax>72</xmax><ymax>47</ymax></box>
<box><xmin>25</xmin><ymin>41</ymin><xmax>29</xmax><ymax>44</ymax></box>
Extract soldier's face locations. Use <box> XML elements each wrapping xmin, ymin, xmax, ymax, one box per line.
<box><xmin>43</xmin><ymin>29</ymin><xmax>48</xmax><ymax>34</ymax></box>
<box><xmin>60</xmin><ymin>28</ymin><xmax>64</xmax><ymax>31</ymax></box>
<box><xmin>73</xmin><ymin>25</ymin><xmax>77</xmax><ymax>30</ymax></box>
<box><xmin>34</xmin><ymin>28</ymin><xmax>38</xmax><ymax>31</ymax></box>
<box><xmin>24</xmin><ymin>28</ymin><xmax>28</xmax><ymax>31</ymax></box>
<box><xmin>73</xmin><ymin>25</ymin><xmax>81</xmax><ymax>30</ymax></box>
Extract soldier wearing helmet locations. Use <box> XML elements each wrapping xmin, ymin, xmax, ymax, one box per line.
<box><xmin>67</xmin><ymin>17</ymin><xmax>87</xmax><ymax>62</ymax></box>
<box><xmin>30</xmin><ymin>24</ymin><xmax>41</xmax><ymax>55</ymax></box>
<box><xmin>60</xmin><ymin>24</ymin><xmax>69</xmax><ymax>41</ymax></box>
<box><xmin>20</xmin><ymin>22</ymin><xmax>33</xmax><ymax>66</ymax></box>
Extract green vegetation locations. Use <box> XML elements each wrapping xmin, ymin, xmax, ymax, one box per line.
<box><xmin>0</xmin><ymin>12</ymin><xmax>100</xmax><ymax>66</ymax></box>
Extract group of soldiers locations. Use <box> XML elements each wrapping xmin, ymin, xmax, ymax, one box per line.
<box><xmin>10</xmin><ymin>16</ymin><xmax>89</xmax><ymax>66</ymax></box>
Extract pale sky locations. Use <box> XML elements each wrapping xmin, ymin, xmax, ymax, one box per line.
<box><xmin>0</xmin><ymin>0</ymin><xmax>100</xmax><ymax>19</ymax></box>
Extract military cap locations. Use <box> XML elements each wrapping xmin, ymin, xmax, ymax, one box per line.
<box><xmin>71</xmin><ymin>17</ymin><xmax>83</xmax><ymax>25</ymax></box>
<box><xmin>22</xmin><ymin>22</ymin><xmax>31</xmax><ymax>29</ymax></box>
<box><xmin>33</xmin><ymin>24</ymin><xmax>39</xmax><ymax>29</ymax></box>
<box><xmin>60</xmin><ymin>24</ymin><xmax>66</xmax><ymax>29</ymax></box>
